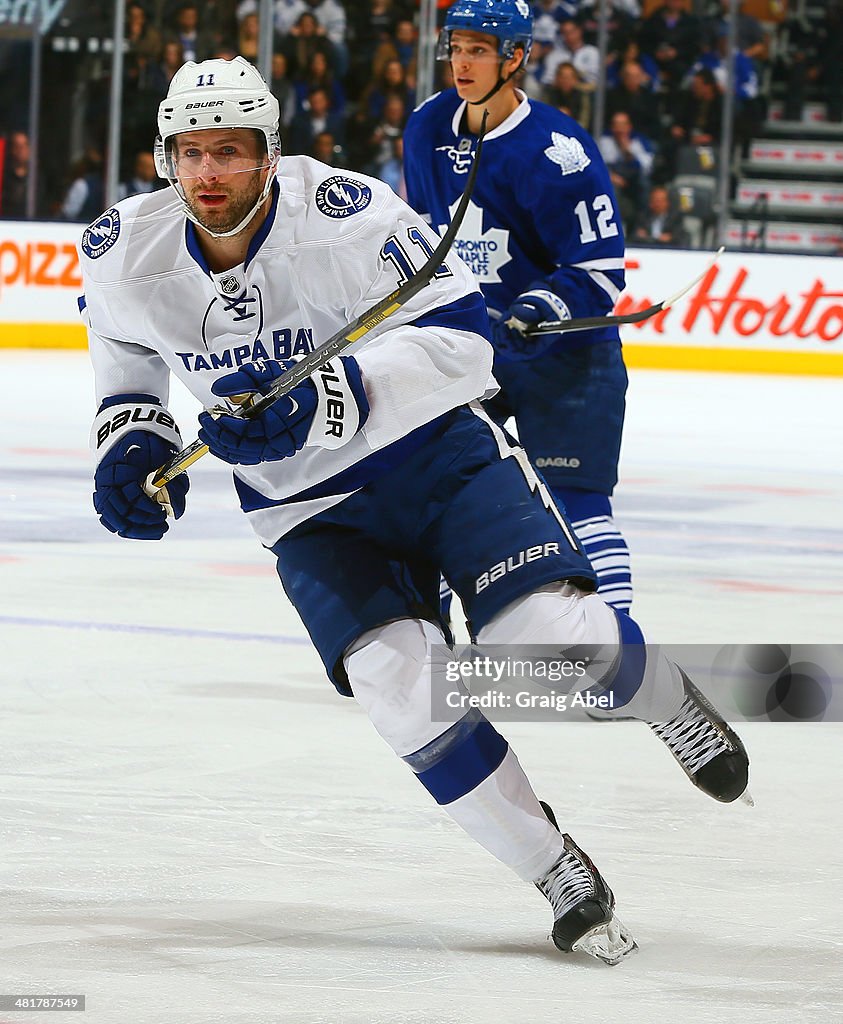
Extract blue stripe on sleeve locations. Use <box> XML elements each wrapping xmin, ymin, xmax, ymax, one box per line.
<box><xmin>97</xmin><ymin>393</ymin><xmax>161</xmax><ymax>412</ymax></box>
<box><xmin>410</xmin><ymin>291</ymin><xmax>491</xmax><ymax>341</ymax></box>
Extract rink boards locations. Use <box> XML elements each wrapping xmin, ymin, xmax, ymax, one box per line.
<box><xmin>1</xmin><ymin>220</ymin><xmax>841</xmax><ymax>376</ymax></box>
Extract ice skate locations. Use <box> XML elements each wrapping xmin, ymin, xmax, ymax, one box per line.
<box><xmin>649</xmin><ymin>671</ymin><xmax>751</xmax><ymax>804</ymax></box>
<box><xmin>536</xmin><ymin>803</ymin><xmax>637</xmax><ymax>966</ymax></box>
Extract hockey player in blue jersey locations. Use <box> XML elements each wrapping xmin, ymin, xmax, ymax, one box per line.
<box><xmin>403</xmin><ymin>0</ymin><xmax>634</xmax><ymax>612</ymax></box>
<box><xmin>80</xmin><ymin>56</ymin><xmax>749</xmax><ymax>967</ymax></box>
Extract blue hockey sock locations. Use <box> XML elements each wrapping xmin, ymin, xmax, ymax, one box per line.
<box><xmin>402</xmin><ymin>710</ymin><xmax>508</xmax><ymax>805</ymax></box>
<box><xmin>554</xmin><ymin>488</ymin><xmax>632</xmax><ymax>611</ymax></box>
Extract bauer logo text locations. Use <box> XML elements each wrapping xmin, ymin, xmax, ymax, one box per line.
<box><xmin>476</xmin><ymin>543</ymin><xmax>560</xmax><ymax>593</ymax></box>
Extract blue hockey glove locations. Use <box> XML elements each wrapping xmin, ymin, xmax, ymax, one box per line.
<box><xmin>198</xmin><ymin>357</ymin><xmax>370</xmax><ymax>466</ymax></box>
<box><xmin>91</xmin><ymin>396</ymin><xmax>189</xmax><ymax>540</ymax></box>
<box><xmin>491</xmin><ymin>284</ymin><xmax>572</xmax><ymax>361</ymax></box>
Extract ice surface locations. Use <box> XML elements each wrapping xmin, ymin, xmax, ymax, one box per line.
<box><xmin>1</xmin><ymin>352</ymin><xmax>841</xmax><ymax>1023</ymax></box>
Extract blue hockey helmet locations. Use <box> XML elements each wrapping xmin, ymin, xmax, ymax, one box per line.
<box><xmin>437</xmin><ymin>0</ymin><xmax>533</xmax><ymax>69</ymax></box>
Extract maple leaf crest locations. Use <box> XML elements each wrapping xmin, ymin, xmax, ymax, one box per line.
<box><xmin>544</xmin><ymin>132</ymin><xmax>591</xmax><ymax>175</ymax></box>
<box><xmin>439</xmin><ymin>198</ymin><xmax>511</xmax><ymax>285</ymax></box>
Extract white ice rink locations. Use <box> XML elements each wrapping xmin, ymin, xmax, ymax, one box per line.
<box><xmin>1</xmin><ymin>350</ymin><xmax>841</xmax><ymax>1024</ymax></box>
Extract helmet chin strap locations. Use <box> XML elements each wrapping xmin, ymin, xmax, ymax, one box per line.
<box><xmin>467</xmin><ymin>65</ymin><xmax>517</xmax><ymax>106</ymax></box>
<box><xmin>175</xmin><ymin>157</ymin><xmax>279</xmax><ymax>239</ymax></box>
<box><xmin>465</xmin><ymin>48</ymin><xmax>523</xmax><ymax>108</ymax></box>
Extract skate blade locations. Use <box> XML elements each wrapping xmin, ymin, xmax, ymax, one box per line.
<box><xmin>739</xmin><ymin>787</ymin><xmax>755</xmax><ymax>807</ymax></box>
<box><xmin>571</xmin><ymin>914</ymin><xmax>638</xmax><ymax>966</ymax></box>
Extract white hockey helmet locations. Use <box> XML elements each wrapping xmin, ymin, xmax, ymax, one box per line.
<box><xmin>154</xmin><ymin>56</ymin><xmax>281</xmax><ymax>237</ymax></box>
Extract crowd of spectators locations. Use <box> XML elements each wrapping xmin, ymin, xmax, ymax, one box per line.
<box><xmin>0</xmin><ymin>0</ymin><xmax>841</xmax><ymax>244</ymax></box>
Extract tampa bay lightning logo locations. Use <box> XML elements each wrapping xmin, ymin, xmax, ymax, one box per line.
<box><xmin>315</xmin><ymin>176</ymin><xmax>372</xmax><ymax>219</ymax></box>
<box><xmin>81</xmin><ymin>208</ymin><xmax>121</xmax><ymax>259</ymax></box>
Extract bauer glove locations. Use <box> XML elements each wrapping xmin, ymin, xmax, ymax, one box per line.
<box><xmin>198</xmin><ymin>357</ymin><xmax>370</xmax><ymax>466</ymax></box>
<box><xmin>91</xmin><ymin>395</ymin><xmax>189</xmax><ymax>540</ymax></box>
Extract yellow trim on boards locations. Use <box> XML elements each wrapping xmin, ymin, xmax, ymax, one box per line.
<box><xmin>623</xmin><ymin>343</ymin><xmax>843</xmax><ymax>377</ymax></box>
<box><xmin>2</xmin><ymin>323</ymin><xmax>843</xmax><ymax>377</ymax></box>
<box><xmin>0</xmin><ymin>323</ymin><xmax>87</xmax><ymax>348</ymax></box>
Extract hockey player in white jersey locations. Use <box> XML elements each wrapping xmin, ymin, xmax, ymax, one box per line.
<box><xmin>80</xmin><ymin>56</ymin><xmax>749</xmax><ymax>966</ymax></box>
<box><xmin>404</xmin><ymin>0</ymin><xmax>634</xmax><ymax>612</ymax></box>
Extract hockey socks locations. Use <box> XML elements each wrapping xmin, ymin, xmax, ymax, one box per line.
<box><xmin>477</xmin><ymin>585</ymin><xmax>750</xmax><ymax>800</ymax></box>
<box><xmin>345</xmin><ymin>620</ymin><xmax>564</xmax><ymax>880</ymax></box>
<box><xmin>554</xmin><ymin>489</ymin><xmax>632</xmax><ymax>612</ymax></box>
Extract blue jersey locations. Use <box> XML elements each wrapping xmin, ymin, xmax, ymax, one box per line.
<box><xmin>403</xmin><ymin>89</ymin><xmax>626</xmax><ymax>347</ymax></box>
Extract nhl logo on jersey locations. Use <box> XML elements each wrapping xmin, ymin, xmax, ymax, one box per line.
<box><xmin>219</xmin><ymin>275</ymin><xmax>241</xmax><ymax>295</ymax></box>
<box><xmin>436</xmin><ymin>139</ymin><xmax>474</xmax><ymax>175</ymax></box>
<box><xmin>81</xmin><ymin>208</ymin><xmax>121</xmax><ymax>260</ymax></box>
<box><xmin>315</xmin><ymin>176</ymin><xmax>372</xmax><ymax>219</ymax></box>
<box><xmin>543</xmin><ymin>133</ymin><xmax>591</xmax><ymax>175</ymax></box>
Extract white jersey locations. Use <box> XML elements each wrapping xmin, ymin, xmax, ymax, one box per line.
<box><xmin>79</xmin><ymin>158</ymin><xmax>494</xmax><ymax>544</ymax></box>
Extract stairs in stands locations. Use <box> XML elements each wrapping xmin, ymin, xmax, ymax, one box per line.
<box><xmin>729</xmin><ymin>101</ymin><xmax>843</xmax><ymax>254</ymax></box>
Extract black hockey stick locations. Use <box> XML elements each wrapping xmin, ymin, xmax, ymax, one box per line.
<box><xmin>524</xmin><ymin>247</ymin><xmax>725</xmax><ymax>337</ymax></box>
<box><xmin>147</xmin><ymin>112</ymin><xmax>489</xmax><ymax>493</ymax></box>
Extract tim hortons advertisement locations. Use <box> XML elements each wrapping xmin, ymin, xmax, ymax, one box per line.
<box><xmin>0</xmin><ymin>220</ymin><xmax>840</xmax><ymax>373</ymax></box>
<box><xmin>616</xmin><ymin>248</ymin><xmax>842</xmax><ymax>375</ymax></box>
<box><xmin>0</xmin><ymin>220</ymin><xmax>85</xmax><ymax>347</ymax></box>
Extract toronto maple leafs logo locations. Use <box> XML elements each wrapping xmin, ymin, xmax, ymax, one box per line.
<box><xmin>315</xmin><ymin>176</ymin><xmax>372</xmax><ymax>218</ymax></box>
<box><xmin>439</xmin><ymin>199</ymin><xmax>510</xmax><ymax>285</ymax></box>
<box><xmin>81</xmin><ymin>208</ymin><xmax>121</xmax><ymax>259</ymax></box>
<box><xmin>544</xmin><ymin>133</ymin><xmax>591</xmax><ymax>175</ymax></box>
<box><xmin>436</xmin><ymin>139</ymin><xmax>475</xmax><ymax>175</ymax></box>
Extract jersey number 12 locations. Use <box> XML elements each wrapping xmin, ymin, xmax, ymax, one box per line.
<box><xmin>574</xmin><ymin>195</ymin><xmax>619</xmax><ymax>243</ymax></box>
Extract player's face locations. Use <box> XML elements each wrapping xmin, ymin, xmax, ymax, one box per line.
<box><xmin>449</xmin><ymin>30</ymin><xmax>509</xmax><ymax>102</ymax></box>
<box><xmin>174</xmin><ymin>128</ymin><xmax>268</xmax><ymax>234</ymax></box>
